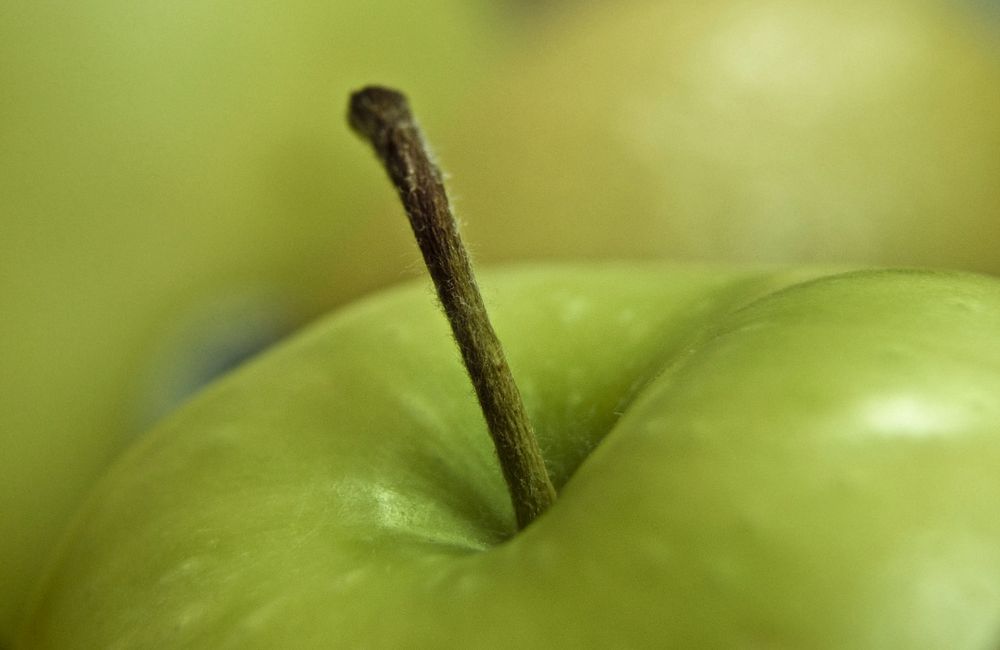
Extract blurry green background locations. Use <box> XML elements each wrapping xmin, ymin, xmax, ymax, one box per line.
<box><xmin>1</xmin><ymin>0</ymin><xmax>997</xmax><ymax>644</ymax></box>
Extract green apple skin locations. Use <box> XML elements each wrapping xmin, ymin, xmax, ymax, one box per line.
<box><xmin>0</xmin><ymin>1</ymin><xmax>505</xmax><ymax>641</ymax></box>
<box><xmin>439</xmin><ymin>0</ymin><xmax>1000</xmax><ymax>271</ymax></box>
<box><xmin>19</xmin><ymin>264</ymin><xmax>1000</xmax><ymax>649</ymax></box>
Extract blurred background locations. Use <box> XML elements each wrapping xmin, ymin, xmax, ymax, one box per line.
<box><xmin>1</xmin><ymin>0</ymin><xmax>997</xmax><ymax>644</ymax></box>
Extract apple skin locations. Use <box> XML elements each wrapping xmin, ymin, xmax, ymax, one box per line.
<box><xmin>438</xmin><ymin>0</ymin><xmax>1000</xmax><ymax>271</ymax></box>
<box><xmin>0</xmin><ymin>1</ymin><xmax>505</xmax><ymax>641</ymax></box>
<box><xmin>19</xmin><ymin>264</ymin><xmax>1000</xmax><ymax>648</ymax></box>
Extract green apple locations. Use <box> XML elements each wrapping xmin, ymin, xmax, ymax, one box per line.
<box><xmin>0</xmin><ymin>1</ymin><xmax>506</xmax><ymax>641</ymax></box>
<box><xmin>438</xmin><ymin>0</ymin><xmax>1000</xmax><ymax>270</ymax></box>
<box><xmin>18</xmin><ymin>264</ymin><xmax>1000</xmax><ymax>648</ymax></box>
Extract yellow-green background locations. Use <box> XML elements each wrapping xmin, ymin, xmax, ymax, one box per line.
<box><xmin>1</xmin><ymin>0</ymin><xmax>997</xmax><ymax>644</ymax></box>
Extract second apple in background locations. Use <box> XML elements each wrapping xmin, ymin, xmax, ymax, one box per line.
<box><xmin>439</xmin><ymin>0</ymin><xmax>1000</xmax><ymax>271</ymax></box>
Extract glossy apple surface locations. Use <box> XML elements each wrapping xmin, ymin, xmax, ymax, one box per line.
<box><xmin>0</xmin><ymin>1</ymin><xmax>503</xmax><ymax>640</ymax></box>
<box><xmin>20</xmin><ymin>265</ymin><xmax>1000</xmax><ymax>648</ymax></box>
<box><xmin>439</xmin><ymin>0</ymin><xmax>1000</xmax><ymax>270</ymax></box>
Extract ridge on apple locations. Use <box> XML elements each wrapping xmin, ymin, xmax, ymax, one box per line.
<box><xmin>17</xmin><ymin>87</ymin><xmax>1000</xmax><ymax>648</ymax></box>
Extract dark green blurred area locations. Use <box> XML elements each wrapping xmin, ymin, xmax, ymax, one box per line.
<box><xmin>1</xmin><ymin>0</ymin><xmax>997</xmax><ymax>645</ymax></box>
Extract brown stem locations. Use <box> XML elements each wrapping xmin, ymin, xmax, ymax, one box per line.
<box><xmin>348</xmin><ymin>86</ymin><xmax>557</xmax><ymax>530</ymax></box>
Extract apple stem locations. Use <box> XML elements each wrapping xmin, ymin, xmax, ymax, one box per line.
<box><xmin>348</xmin><ymin>86</ymin><xmax>557</xmax><ymax>530</ymax></box>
